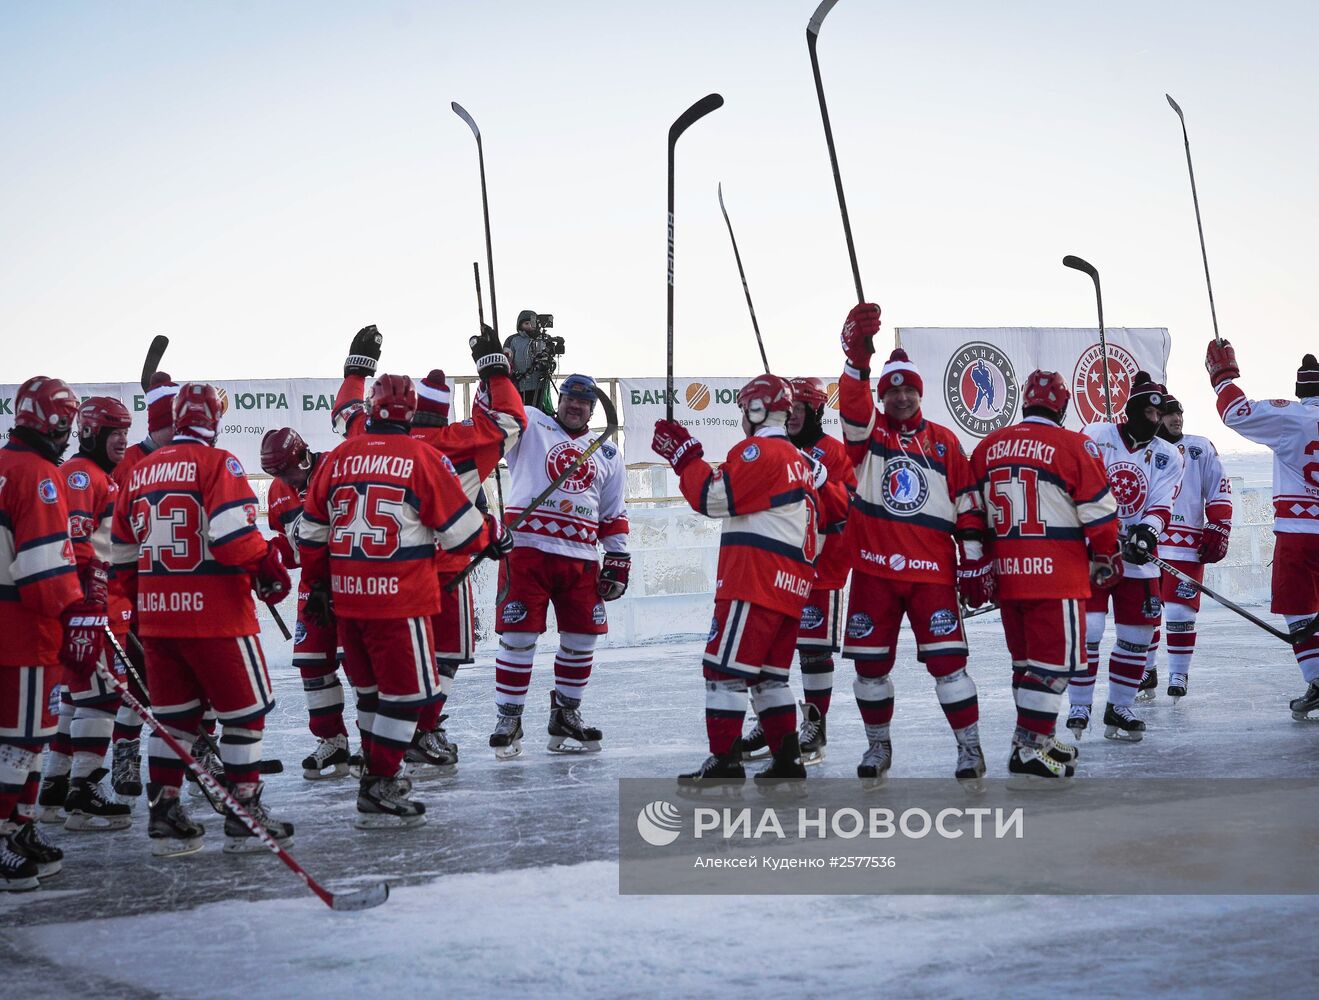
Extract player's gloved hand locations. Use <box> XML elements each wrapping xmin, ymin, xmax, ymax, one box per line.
<box><xmin>1205</xmin><ymin>339</ymin><xmax>1239</xmax><ymax>389</ymax></box>
<box><xmin>60</xmin><ymin>596</ymin><xmax>108</xmax><ymax>681</ymax></box>
<box><xmin>344</xmin><ymin>324</ymin><xmax>383</xmax><ymax>378</ymax></box>
<box><xmin>1199</xmin><ymin>520</ymin><xmax>1231</xmax><ymax>564</ymax></box>
<box><xmin>597</xmin><ymin>552</ymin><xmax>631</xmax><ymax>601</ymax></box>
<box><xmin>79</xmin><ymin>559</ymin><xmax>110</xmax><ymax>607</ymax></box>
<box><xmin>482</xmin><ymin>513</ymin><xmax>514</xmax><ymax>562</ymax></box>
<box><xmin>252</xmin><ymin>541</ymin><xmax>292</xmax><ymax>606</ymax></box>
<box><xmin>470</xmin><ymin>323</ymin><xmax>509</xmax><ymax>379</ymax></box>
<box><xmin>1089</xmin><ymin>551</ymin><xmax>1123</xmax><ymax>589</ymax></box>
<box><xmin>956</xmin><ymin>543</ymin><xmax>996</xmax><ymax>609</ymax></box>
<box><xmin>840</xmin><ymin>302</ymin><xmax>881</xmax><ymax>370</ymax></box>
<box><xmin>802</xmin><ymin>453</ymin><xmax>829</xmax><ymax>490</ymax></box>
<box><xmin>304</xmin><ymin>579</ymin><xmax>334</xmax><ymax>628</ymax></box>
<box><xmin>651</xmin><ymin>419</ymin><xmax>703</xmax><ymax>474</ymax></box>
<box><xmin>1122</xmin><ymin>523</ymin><xmax>1160</xmax><ymax>566</ymax></box>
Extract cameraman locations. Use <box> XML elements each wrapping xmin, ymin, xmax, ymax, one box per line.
<box><xmin>504</xmin><ymin>309</ymin><xmax>565</xmax><ymax>413</ymax></box>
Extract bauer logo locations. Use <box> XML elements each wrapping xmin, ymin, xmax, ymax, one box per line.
<box><xmin>943</xmin><ymin>342</ymin><xmax>1019</xmax><ymax>438</ymax></box>
<box><xmin>685</xmin><ymin>383</ymin><xmax>712</xmax><ymax>411</ymax></box>
<box><xmin>880</xmin><ymin>457</ymin><xmax>929</xmax><ymax>515</ymax></box>
<box><xmin>637</xmin><ymin>800</ymin><xmax>683</xmax><ymax>847</ymax></box>
<box><xmin>1072</xmin><ymin>344</ymin><xmax>1138</xmax><ymax>424</ymax></box>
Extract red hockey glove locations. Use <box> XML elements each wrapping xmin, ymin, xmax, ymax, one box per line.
<box><xmin>1090</xmin><ymin>551</ymin><xmax>1123</xmax><ymax>590</ymax></box>
<box><xmin>344</xmin><ymin>324</ymin><xmax>383</xmax><ymax>378</ymax></box>
<box><xmin>651</xmin><ymin>419</ymin><xmax>704</xmax><ymax>474</ymax></box>
<box><xmin>597</xmin><ymin>552</ymin><xmax>631</xmax><ymax>601</ymax></box>
<box><xmin>482</xmin><ymin>514</ymin><xmax>514</xmax><ymax>562</ymax></box>
<box><xmin>1205</xmin><ymin>339</ymin><xmax>1239</xmax><ymax>389</ymax></box>
<box><xmin>79</xmin><ymin>559</ymin><xmax>110</xmax><ymax>607</ymax></box>
<box><xmin>304</xmin><ymin>578</ymin><xmax>334</xmax><ymax>628</ymax></box>
<box><xmin>840</xmin><ymin>303</ymin><xmax>881</xmax><ymax>370</ymax></box>
<box><xmin>1198</xmin><ymin>520</ymin><xmax>1230</xmax><ymax>564</ymax></box>
<box><xmin>60</xmin><ymin>597</ymin><xmax>108</xmax><ymax>681</ymax></box>
<box><xmin>956</xmin><ymin>552</ymin><xmax>996</xmax><ymax>609</ymax></box>
<box><xmin>252</xmin><ymin>541</ymin><xmax>292</xmax><ymax>606</ymax></box>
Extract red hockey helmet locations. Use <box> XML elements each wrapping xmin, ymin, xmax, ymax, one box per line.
<box><xmin>736</xmin><ymin>374</ymin><xmax>794</xmax><ymax>425</ymax></box>
<box><xmin>1022</xmin><ymin>369</ymin><xmax>1070</xmax><ymax>421</ymax></box>
<box><xmin>369</xmin><ymin>373</ymin><xmax>417</xmax><ymax>425</ymax></box>
<box><xmin>173</xmin><ymin>382</ymin><xmax>224</xmax><ymax>440</ymax></box>
<box><xmin>788</xmin><ymin>376</ymin><xmax>828</xmax><ymax>410</ymax></box>
<box><xmin>260</xmin><ymin>427</ymin><xmax>309</xmax><ymax>476</ymax></box>
<box><xmin>15</xmin><ymin>376</ymin><xmax>80</xmax><ymax>436</ymax></box>
<box><xmin>77</xmin><ymin>396</ymin><xmax>132</xmax><ymax>445</ymax></box>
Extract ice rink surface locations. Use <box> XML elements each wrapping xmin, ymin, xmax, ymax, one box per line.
<box><xmin>2</xmin><ymin>603</ymin><xmax>1316</xmax><ymax>998</ymax></box>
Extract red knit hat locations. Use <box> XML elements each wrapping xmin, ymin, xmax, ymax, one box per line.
<box><xmin>416</xmin><ymin>370</ymin><xmax>451</xmax><ymax>419</ymax></box>
<box><xmin>145</xmin><ymin>371</ymin><xmax>179</xmax><ymax>433</ymax></box>
<box><xmin>875</xmin><ymin>349</ymin><xmax>923</xmax><ymax>397</ymax></box>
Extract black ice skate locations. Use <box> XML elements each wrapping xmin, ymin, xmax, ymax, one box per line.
<box><xmin>147</xmin><ymin>787</ymin><xmax>205</xmax><ymax>858</ymax></box>
<box><xmin>1167</xmin><ymin>672</ymin><xmax>1189</xmax><ymax>702</ymax></box>
<box><xmin>223</xmin><ymin>783</ymin><xmax>293</xmax><ymax>854</ymax></box>
<box><xmin>798</xmin><ymin>704</ymin><xmax>827</xmax><ymax>765</ymax></box>
<box><xmin>490</xmin><ymin>709</ymin><xmax>524</xmax><ymax>761</ymax></box>
<box><xmin>754</xmin><ymin>732</ymin><xmax>807</xmax><ymax>787</ymax></box>
<box><xmin>64</xmin><ymin>768</ymin><xmax>133</xmax><ymax>832</ymax></box>
<box><xmin>1289</xmin><ymin>681</ymin><xmax>1319</xmax><ymax>722</ymax></box>
<box><xmin>1043</xmin><ymin>733</ymin><xmax>1079</xmax><ymax>766</ymax></box>
<box><xmin>1065</xmin><ymin>704</ymin><xmax>1091</xmax><ymax>739</ymax></box>
<box><xmin>954</xmin><ymin>729</ymin><xmax>986</xmax><ymax>795</ymax></box>
<box><xmin>739</xmin><ymin>721</ymin><xmax>770</xmax><ymax>761</ymax></box>
<box><xmin>1103</xmin><ymin>703</ymin><xmax>1146</xmax><ymax>743</ymax></box>
<box><xmin>1006</xmin><ymin>746</ymin><xmax>1075</xmax><ymax>789</ymax></box>
<box><xmin>857</xmin><ymin>734</ymin><xmax>893</xmax><ymax>791</ymax></box>
<box><xmin>677</xmin><ymin>739</ymin><xmax>746</xmax><ymax>797</ymax></box>
<box><xmin>404</xmin><ymin>727</ymin><xmax>458</xmax><ymax>777</ymax></box>
<box><xmin>355</xmin><ymin>774</ymin><xmax>427</xmax><ymax>830</ymax></box>
<box><xmin>302</xmin><ymin>734</ymin><xmax>350</xmax><ymax>781</ymax></box>
<box><xmin>0</xmin><ymin>834</ymin><xmax>39</xmax><ymax>893</ymax></box>
<box><xmin>37</xmin><ymin>774</ymin><xmax>68</xmax><ymax>825</ymax></box>
<box><xmin>1136</xmin><ymin>667</ymin><xmax>1158</xmax><ymax>703</ymax></box>
<box><xmin>546</xmin><ymin>691</ymin><xmax>602</xmax><ymax>753</ymax></box>
<box><xmin>7</xmin><ymin>820</ymin><xmax>63</xmax><ymax>879</ymax></box>
<box><xmin>111</xmin><ymin>737</ymin><xmax>143</xmax><ymax>803</ymax></box>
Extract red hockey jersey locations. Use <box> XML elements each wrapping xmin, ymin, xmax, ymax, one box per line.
<box><xmin>111</xmin><ymin>441</ymin><xmax>268</xmax><ymax>638</ymax></box>
<box><xmin>112</xmin><ymin>438</ymin><xmax>161</xmax><ymax>495</ymax></box>
<box><xmin>266</xmin><ymin>475</ymin><xmax>304</xmax><ymax>567</ymax></box>
<box><xmin>839</xmin><ymin>366</ymin><xmax>981</xmax><ymax>585</ymax></box>
<box><xmin>63</xmin><ymin>455</ymin><xmax>133</xmax><ymax>633</ymax></box>
<box><xmin>299</xmin><ymin>429</ymin><xmax>490</xmax><ymax>619</ymax></box>
<box><xmin>677</xmin><ymin>427</ymin><xmax>819</xmax><ymax>618</ymax></box>
<box><xmin>969</xmin><ymin>417</ymin><xmax>1119</xmax><ymax>600</ymax></box>
<box><xmin>0</xmin><ymin>441</ymin><xmax>81</xmax><ymax>667</ymax></box>
<box><xmin>797</xmin><ymin>432</ymin><xmax>855</xmax><ymax>591</ymax></box>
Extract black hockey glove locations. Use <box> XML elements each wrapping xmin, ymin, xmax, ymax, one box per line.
<box><xmin>304</xmin><ymin>579</ymin><xmax>335</xmax><ymax>628</ymax></box>
<box><xmin>344</xmin><ymin>325</ymin><xmax>383</xmax><ymax>377</ymax></box>
<box><xmin>1121</xmin><ymin>523</ymin><xmax>1160</xmax><ymax>566</ymax></box>
<box><xmin>597</xmin><ymin>552</ymin><xmax>631</xmax><ymax>601</ymax></box>
<box><xmin>470</xmin><ymin>323</ymin><xmax>509</xmax><ymax>380</ymax></box>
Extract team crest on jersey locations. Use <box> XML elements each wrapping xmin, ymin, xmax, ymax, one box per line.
<box><xmin>846</xmin><ymin>612</ymin><xmax>874</xmax><ymax>639</ymax></box>
<box><xmin>943</xmin><ymin>342</ymin><xmax>1019</xmax><ymax>438</ymax></box>
<box><xmin>1107</xmin><ymin>461</ymin><xmax>1149</xmax><ymax>519</ymax></box>
<box><xmin>38</xmin><ymin>478</ymin><xmax>58</xmax><ymax>504</ymax></box>
<box><xmin>441</xmin><ymin>454</ymin><xmax>457</xmax><ymax>475</ymax></box>
<box><xmin>800</xmin><ymin>604</ymin><xmax>824</xmax><ymax>631</ymax></box>
<box><xmin>929</xmin><ymin>608</ymin><xmax>959</xmax><ymax>637</ymax></box>
<box><xmin>1084</xmin><ymin>439</ymin><xmax>1101</xmax><ymax>460</ymax></box>
<box><xmin>66</xmin><ymin>470</ymin><xmax>90</xmax><ymax>490</ymax></box>
<box><xmin>601</xmin><ymin>443</ymin><xmax>618</xmax><ymax>461</ymax></box>
<box><xmin>935</xmin><ymin>442</ymin><xmax>947</xmax><ymax>457</ymax></box>
<box><xmin>1071</xmin><ymin>343</ymin><xmax>1138</xmax><ymax>424</ymax></box>
<box><xmin>501</xmin><ymin>601</ymin><xmax>528</xmax><ymax>625</ymax></box>
<box><xmin>1188</xmin><ymin>446</ymin><xmax>1203</xmax><ymax>460</ymax></box>
<box><xmin>1155</xmin><ymin>453</ymin><xmax>1169</xmax><ymax>470</ymax></box>
<box><xmin>742</xmin><ymin>444</ymin><xmax>761</xmax><ymax>462</ymax></box>
<box><xmin>545</xmin><ymin>441</ymin><xmax>596</xmax><ymax>495</ymax></box>
<box><xmin>1269</xmin><ymin>399</ymin><xmax>1291</xmax><ymax>408</ymax></box>
<box><xmin>707</xmin><ymin>616</ymin><xmax>721</xmax><ymax>643</ymax></box>
<box><xmin>592</xmin><ymin>603</ymin><xmax>607</xmax><ymax>626</ymax></box>
<box><xmin>1176</xmin><ymin>579</ymin><xmax>1197</xmax><ymax>601</ymax></box>
<box><xmin>881</xmin><ymin>457</ymin><xmax>929</xmax><ymax>515</ymax></box>
<box><xmin>226</xmin><ymin>457</ymin><xmax>245</xmax><ymax>477</ymax></box>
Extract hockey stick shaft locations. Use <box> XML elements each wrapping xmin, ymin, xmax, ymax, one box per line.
<box><xmin>473</xmin><ymin>261</ymin><xmax>506</xmax><ymax>520</ymax></box>
<box><xmin>453</xmin><ymin>103</ymin><xmax>498</xmax><ymax>337</ymax></box>
<box><xmin>100</xmin><ymin>629</ymin><xmax>387</xmax><ymax>910</ymax></box>
<box><xmin>1063</xmin><ymin>255</ymin><xmax>1114</xmax><ymax>422</ymax></box>
<box><xmin>140</xmin><ymin>336</ymin><xmax>169</xmax><ymax>393</ymax></box>
<box><xmin>1147</xmin><ymin>555</ymin><xmax>1319</xmax><ymax>646</ymax></box>
<box><xmin>1166</xmin><ymin>95</ymin><xmax>1222</xmax><ymax>345</ymax></box>
<box><xmin>717</xmin><ymin>183</ymin><xmax>770</xmax><ymax>373</ymax></box>
<box><xmin>268</xmin><ymin>603</ymin><xmax>292</xmax><ymax>641</ymax></box>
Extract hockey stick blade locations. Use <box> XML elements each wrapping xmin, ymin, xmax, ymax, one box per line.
<box><xmin>451</xmin><ymin>101</ymin><xmax>480</xmax><ymax>140</ymax></box>
<box><xmin>668</xmin><ymin>94</ymin><xmax>724</xmax><ymax>146</ymax></box>
<box><xmin>140</xmin><ymin>335</ymin><xmax>169</xmax><ymax>392</ymax></box>
<box><xmin>1165</xmin><ymin>93</ymin><xmax>1185</xmax><ymax>123</ymax></box>
<box><xmin>808</xmin><ymin>0</ymin><xmax>842</xmax><ymax>37</ymax></box>
<box><xmin>1062</xmin><ymin>254</ymin><xmax>1097</xmax><ymax>278</ymax></box>
<box><xmin>1148</xmin><ymin>555</ymin><xmax>1319</xmax><ymax>646</ymax></box>
<box><xmin>331</xmin><ymin>882</ymin><xmax>391</xmax><ymax>912</ymax></box>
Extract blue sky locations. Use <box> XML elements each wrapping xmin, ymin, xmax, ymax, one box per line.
<box><xmin>3</xmin><ymin>1</ymin><xmax>1316</xmax><ymax>449</ymax></box>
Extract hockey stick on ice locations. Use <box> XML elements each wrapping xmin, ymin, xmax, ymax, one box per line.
<box><xmin>445</xmin><ymin>387</ymin><xmax>619</xmax><ymax>593</ymax></box>
<box><xmin>101</xmin><ymin>629</ymin><xmax>388</xmax><ymax>911</ymax></box>
<box><xmin>667</xmin><ymin>94</ymin><xmax>724</xmax><ymax>421</ymax></box>
<box><xmin>1147</xmin><ymin>554</ymin><xmax>1319</xmax><ymax>646</ymax></box>
<box><xmin>717</xmin><ymin>183</ymin><xmax>770</xmax><ymax>373</ymax></box>
<box><xmin>1165</xmin><ymin>95</ymin><xmax>1222</xmax><ymax>346</ymax></box>
<box><xmin>453</xmin><ymin>102</ymin><xmax>500</xmax><ymax>339</ymax></box>
<box><xmin>1062</xmin><ymin>255</ymin><xmax>1115</xmax><ymax>422</ymax></box>
<box><xmin>140</xmin><ymin>336</ymin><xmax>169</xmax><ymax>393</ymax></box>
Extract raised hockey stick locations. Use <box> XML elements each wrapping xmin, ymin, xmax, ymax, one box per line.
<box><xmin>1062</xmin><ymin>255</ymin><xmax>1115</xmax><ymax>422</ymax></box>
<box><xmin>1165</xmin><ymin>95</ymin><xmax>1222</xmax><ymax>345</ymax></box>
<box><xmin>445</xmin><ymin>387</ymin><xmax>619</xmax><ymax>593</ymax></box>
<box><xmin>140</xmin><ymin>336</ymin><xmax>169</xmax><ymax>392</ymax></box>
<box><xmin>1147</xmin><ymin>554</ymin><xmax>1319</xmax><ymax>646</ymax></box>
<box><xmin>474</xmin><ymin>260</ymin><xmax>506</xmax><ymax>521</ymax></box>
<box><xmin>667</xmin><ymin>94</ymin><xmax>724</xmax><ymax>421</ymax></box>
<box><xmin>808</xmin><ymin>0</ymin><xmax>864</xmax><ymax>304</ymax></box>
<box><xmin>717</xmin><ymin>183</ymin><xmax>770</xmax><ymax>373</ymax></box>
<box><xmin>453</xmin><ymin>102</ymin><xmax>500</xmax><ymax>337</ymax></box>
<box><xmin>100</xmin><ymin>630</ymin><xmax>388</xmax><ymax>911</ymax></box>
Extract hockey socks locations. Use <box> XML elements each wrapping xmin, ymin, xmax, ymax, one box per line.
<box><xmin>749</xmin><ymin>678</ymin><xmax>795</xmax><ymax>754</ymax></box>
<box><xmin>297</xmin><ymin>658</ymin><xmax>348</xmax><ymax>740</ymax></box>
<box><xmin>1012</xmin><ymin>669</ymin><xmax>1068</xmax><ymax>748</ymax></box>
<box><xmin>553</xmin><ymin>633</ymin><xmax>597</xmax><ymax>703</ymax></box>
<box><xmin>69</xmin><ymin>706</ymin><xmax>115</xmax><ymax>781</ymax></box>
<box><xmin>1108</xmin><ymin>624</ymin><xmax>1154</xmax><ymax>708</ymax></box>
<box><xmin>1288</xmin><ymin>614</ymin><xmax>1319</xmax><ymax>683</ymax></box>
<box><xmin>932</xmin><ymin>664</ymin><xmax>978</xmax><ymax>731</ymax></box>
<box><xmin>799</xmin><ymin>652</ymin><xmax>834</xmax><ymax>717</ymax></box>
<box><xmin>495</xmin><ymin>632</ymin><xmax>537</xmax><ymax>711</ymax></box>
<box><xmin>853</xmin><ymin>664</ymin><xmax>896</xmax><ymax>727</ymax></box>
<box><xmin>703</xmin><ymin>672</ymin><xmax>748</xmax><ymax>756</ymax></box>
<box><xmin>1070</xmin><ymin>612</ymin><xmax>1106</xmax><ymax>708</ymax></box>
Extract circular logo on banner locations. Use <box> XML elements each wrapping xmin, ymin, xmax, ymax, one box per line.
<box><xmin>880</xmin><ymin>457</ymin><xmax>929</xmax><ymax>515</ymax></box>
<box><xmin>1107</xmin><ymin>461</ymin><xmax>1149</xmax><ymax>519</ymax></box>
<box><xmin>545</xmin><ymin>441</ymin><xmax>596</xmax><ymax>495</ymax></box>
<box><xmin>944</xmin><ymin>342</ymin><xmax>1019</xmax><ymax>438</ymax></box>
<box><xmin>1072</xmin><ymin>344</ymin><xmax>1138</xmax><ymax>424</ymax></box>
<box><xmin>685</xmin><ymin>383</ymin><xmax>712</xmax><ymax>411</ymax></box>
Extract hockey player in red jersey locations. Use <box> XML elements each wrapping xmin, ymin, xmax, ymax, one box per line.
<box><xmin>740</xmin><ymin>376</ymin><xmax>855</xmax><ymax>766</ymax></box>
<box><xmin>1067</xmin><ymin>374</ymin><xmax>1183</xmax><ymax>743</ymax></box>
<box><xmin>300</xmin><ymin>373</ymin><xmax>508</xmax><ymax>828</ymax></box>
<box><xmin>0</xmin><ymin>377</ymin><xmax>97</xmax><ymax>890</ymax></box>
<box><xmin>967</xmin><ymin>371</ymin><xmax>1120</xmax><ymax>784</ymax></box>
<box><xmin>490</xmin><ymin>371</ymin><xmax>626</xmax><ymax>760</ymax></box>
<box><xmin>39</xmin><ymin>397</ymin><xmax>135</xmax><ymax>832</ymax></box>
<box><xmin>1139</xmin><ymin>391</ymin><xmax>1232</xmax><ymax>702</ymax></box>
<box><xmin>112</xmin><ymin>383</ymin><xmax>294</xmax><ymax>857</ymax></box>
<box><xmin>837</xmin><ymin>304</ymin><xmax>987</xmax><ymax>790</ymax></box>
<box><xmin>653</xmin><ymin>375</ymin><xmax>821</xmax><ymax>787</ymax></box>
<box><xmin>1206</xmin><ymin>343</ymin><xmax>1319</xmax><ymax>719</ymax></box>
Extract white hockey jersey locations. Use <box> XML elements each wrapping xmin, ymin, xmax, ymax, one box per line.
<box><xmin>1082</xmin><ymin>421</ymin><xmax>1184</xmax><ymax>580</ymax></box>
<box><xmin>503</xmin><ymin>408</ymin><xmax>628</xmax><ymax>560</ymax></box>
<box><xmin>1159</xmin><ymin>433</ymin><xmax>1233</xmax><ymax>563</ymax></box>
<box><xmin>1215</xmin><ymin>382</ymin><xmax>1319</xmax><ymax>535</ymax></box>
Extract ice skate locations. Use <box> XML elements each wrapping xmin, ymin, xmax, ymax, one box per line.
<box><xmin>754</xmin><ymin>732</ymin><xmax>807</xmax><ymax>787</ymax></box>
<box><xmin>798</xmin><ymin>703</ymin><xmax>827</xmax><ymax>765</ymax></box>
<box><xmin>738</xmin><ymin>720</ymin><xmax>770</xmax><ymax>761</ymax></box>
<box><xmin>302</xmin><ymin>734</ymin><xmax>350</xmax><ymax>781</ymax></box>
<box><xmin>1006</xmin><ymin>746</ymin><xmax>1074</xmax><ymax>789</ymax></box>
<box><xmin>1289</xmin><ymin>681</ymin><xmax>1319</xmax><ymax>722</ymax></box>
<box><xmin>185</xmin><ymin>737</ymin><xmax>226</xmax><ymax>812</ymax></box>
<box><xmin>111</xmin><ymin>738</ymin><xmax>143</xmax><ymax>804</ymax></box>
<box><xmin>954</xmin><ymin>732</ymin><xmax>986</xmax><ymax>795</ymax></box>
<box><xmin>6</xmin><ymin>821</ymin><xmax>63</xmax><ymax>879</ymax></box>
<box><xmin>490</xmin><ymin>710</ymin><xmax>524</xmax><ymax>761</ymax></box>
<box><xmin>0</xmin><ymin>835</ymin><xmax>39</xmax><ymax>892</ymax></box>
<box><xmin>223</xmin><ymin>783</ymin><xmax>293</xmax><ymax>854</ymax></box>
<box><xmin>1065</xmin><ymin>704</ymin><xmax>1091</xmax><ymax>739</ymax></box>
<box><xmin>64</xmin><ymin>768</ymin><xmax>133</xmax><ymax>831</ymax></box>
<box><xmin>404</xmin><ymin>727</ymin><xmax>458</xmax><ymax>777</ymax></box>
<box><xmin>857</xmin><ymin>730</ymin><xmax>893</xmax><ymax>791</ymax></box>
<box><xmin>355</xmin><ymin>774</ymin><xmax>427</xmax><ymax>830</ymax></box>
<box><xmin>37</xmin><ymin>774</ymin><xmax>69</xmax><ymax>825</ymax></box>
<box><xmin>1167</xmin><ymin>673</ymin><xmax>1189</xmax><ymax>703</ymax></box>
<box><xmin>1103</xmin><ymin>703</ymin><xmax>1146</xmax><ymax>743</ymax></box>
<box><xmin>147</xmin><ymin>788</ymin><xmax>205</xmax><ymax>858</ymax></box>
<box><xmin>1043</xmin><ymin>733</ymin><xmax>1079</xmax><ymax>766</ymax></box>
<box><xmin>546</xmin><ymin>691</ymin><xmax>602</xmax><ymax>753</ymax></box>
<box><xmin>1136</xmin><ymin>667</ymin><xmax>1158</xmax><ymax>703</ymax></box>
<box><xmin>677</xmin><ymin>739</ymin><xmax>746</xmax><ymax>797</ymax></box>
<box><xmin>347</xmin><ymin>746</ymin><xmax>366</xmax><ymax>778</ymax></box>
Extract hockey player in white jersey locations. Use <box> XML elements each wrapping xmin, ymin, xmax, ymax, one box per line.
<box><xmin>1139</xmin><ymin>391</ymin><xmax>1232</xmax><ymax>702</ymax></box>
<box><xmin>1207</xmin><ymin>343</ymin><xmax>1319</xmax><ymax>719</ymax></box>
<box><xmin>1068</xmin><ymin>373</ymin><xmax>1183</xmax><ymax>741</ymax></box>
<box><xmin>490</xmin><ymin>373</ymin><xmax>629</xmax><ymax>758</ymax></box>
